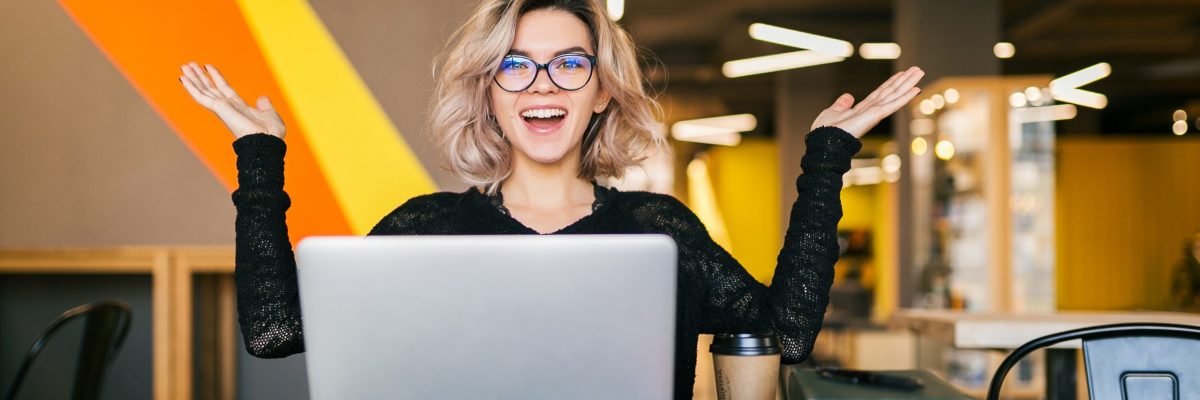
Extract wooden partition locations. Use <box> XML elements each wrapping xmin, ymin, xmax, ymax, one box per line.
<box><xmin>0</xmin><ymin>247</ymin><xmax>237</xmax><ymax>400</ymax></box>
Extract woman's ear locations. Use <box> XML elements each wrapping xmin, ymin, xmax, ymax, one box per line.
<box><xmin>594</xmin><ymin>89</ymin><xmax>612</xmax><ymax>114</ymax></box>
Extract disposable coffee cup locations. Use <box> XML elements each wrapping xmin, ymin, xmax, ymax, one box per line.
<box><xmin>710</xmin><ymin>333</ymin><xmax>781</xmax><ymax>400</ymax></box>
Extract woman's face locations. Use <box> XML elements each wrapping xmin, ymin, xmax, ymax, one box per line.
<box><xmin>489</xmin><ymin>8</ymin><xmax>610</xmax><ymax>167</ymax></box>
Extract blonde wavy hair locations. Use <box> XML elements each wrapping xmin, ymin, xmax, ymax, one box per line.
<box><xmin>428</xmin><ymin>0</ymin><xmax>664</xmax><ymax>193</ymax></box>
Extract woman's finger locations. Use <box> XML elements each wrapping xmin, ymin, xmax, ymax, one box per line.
<box><xmin>205</xmin><ymin>64</ymin><xmax>244</xmax><ymax>104</ymax></box>
<box><xmin>179</xmin><ymin>76</ymin><xmax>214</xmax><ymax>108</ymax></box>
<box><xmin>180</xmin><ymin>64</ymin><xmax>216</xmax><ymax>98</ymax></box>
<box><xmin>870</xmin><ymin>67</ymin><xmax>919</xmax><ymax>106</ymax></box>
<box><xmin>879</xmin><ymin>69</ymin><xmax>925</xmax><ymax>104</ymax></box>
<box><xmin>878</xmin><ymin>86</ymin><xmax>922</xmax><ymax>114</ymax></box>
<box><xmin>859</xmin><ymin>69</ymin><xmax>907</xmax><ymax>106</ymax></box>
<box><xmin>189</xmin><ymin>62</ymin><xmax>220</xmax><ymax>97</ymax></box>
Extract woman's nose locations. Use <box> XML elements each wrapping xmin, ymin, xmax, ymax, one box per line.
<box><xmin>526</xmin><ymin>68</ymin><xmax>559</xmax><ymax>94</ymax></box>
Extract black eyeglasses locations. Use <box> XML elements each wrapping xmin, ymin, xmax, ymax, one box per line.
<box><xmin>493</xmin><ymin>53</ymin><xmax>598</xmax><ymax>92</ymax></box>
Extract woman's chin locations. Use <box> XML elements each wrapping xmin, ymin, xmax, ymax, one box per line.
<box><xmin>523</xmin><ymin>150</ymin><xmax>570</xmax><ymax>165</ymax></box>
<box><xmin>512</xmin><ymin>136</ymin><xmax>580</xmax><ymax>166</ymax></box>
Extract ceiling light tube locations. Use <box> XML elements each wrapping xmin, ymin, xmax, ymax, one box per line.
<box><xmin>1050</xmin><ymin>63</ymin><xmax>1112</xmax><ymax>91</ymax></box>
<box><xmin>722</xmin><ymin>50</ymin><xmax>844</xmax><ymax>78</ymax></box>
<box><xmin>1051</xmin><ymin>88</ymin><xmax>1107</xmax><ymax>109</ymax></box>
<box><xmin>606</xmin><ymin>0</ymin><xmax>624</xmax><ymax>21</ymax></box>
<box><xmin>748</xmin><ymin>23</ymin><xmax>854</xmax><ymax>58</ymax></box>
<box><xmin>675</xmin><ymin>113</ymin><xmax>757</xmax><ymax>132</ymax></box>
<box><xmin>1011</xmin><ymin>104</ymin><xmax>1078</xmax><ymax>124</ymax></box>
<box><xmin>671</xmin><ymin>126</ymin><xmax>742</xmax><ymax>146</ymax></box>
<box><xmin>859</xmin><ymin>43</ymin><xmax>901</xmax><ymax>59</ymax></box>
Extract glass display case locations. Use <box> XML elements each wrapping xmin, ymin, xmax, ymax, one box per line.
<box><xmin>908</xmin><ymin>75</ymin><xmax>1060</xmax><ymax>314</ymax></box>
<box><xmin>905</xmin><ymin>75</ymin><xmax>1070</xmax><ymax>397</ymax></box>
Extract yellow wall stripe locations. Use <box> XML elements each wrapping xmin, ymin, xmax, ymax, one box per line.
<box><xmin>709</xmin><ymin>138</ymin><xmax>781</xmax><ymax>284</ymax></box>
<box><xmin>235</xmin><ymin>0</ymin><xmax>436</xmax><ymax>234</ymax></box>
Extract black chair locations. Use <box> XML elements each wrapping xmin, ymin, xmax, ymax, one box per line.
<box><xmin>987</xmin><ymin>322</ymin><xmax>1200</xmax><ymax>400</ymax></box>
<box><xmin>3</xmin><ymin>300</ymin><xmax>132</xmax><ymax>400</ymax></box>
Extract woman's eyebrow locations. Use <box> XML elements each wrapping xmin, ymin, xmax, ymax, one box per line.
<box><xmin>506</xmin><ymin>46</ymin><xmax>591</xmax><ymax>57</ymax></box>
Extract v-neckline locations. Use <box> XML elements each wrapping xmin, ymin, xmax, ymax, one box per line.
<box><xmin>474</xmin><ymin>182</ymin><xmax>611</xmax><ymax>235</ymax></box>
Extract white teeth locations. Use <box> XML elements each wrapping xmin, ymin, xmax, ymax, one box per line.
<box><xmin>521</xmin><ymin>108</ymin><xmax>566</xmax><ymax>119</ymax></box>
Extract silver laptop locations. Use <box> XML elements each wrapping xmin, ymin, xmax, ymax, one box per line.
<box><xmin>295</xmin><ymin>235</ymin><xmax>678</xmax><ymax>399</ymax></box>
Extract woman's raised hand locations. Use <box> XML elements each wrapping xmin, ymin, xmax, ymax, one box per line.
<box><xmin>811</xmin><ymin>66</ymin><xmax>925</xmax><ymax>139</ymax></box>
<box><xmin>178</xmin><ymin>62</ymin><xmax>285</xmax><ymax>140</ymax></box>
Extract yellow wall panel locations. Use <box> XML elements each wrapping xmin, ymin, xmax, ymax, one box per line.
<box><xmin>1057</xmin><ymin>137</ymin><xmax>1200</xmax><ymax>310</ymax></box>
<box><xmin>709</xmin><ymin>138</ymin><xmax>781</xmax><ymax>284</ymax></box>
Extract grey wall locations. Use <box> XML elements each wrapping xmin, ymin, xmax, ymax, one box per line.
<box><xmin>1</xmin><ymin>0</ymin><xmax>472</xmax><ymax>398</ymax></box>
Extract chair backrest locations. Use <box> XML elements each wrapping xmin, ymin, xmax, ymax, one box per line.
<box><xmin>3</xmin><ymin>300</ymin><xmax>132</xmax><ymax>400</ymax></box>
<box><xmin>987</xmin><ymin>323</ymin><xmax>1200</xmax><ymax>400</ymax></box>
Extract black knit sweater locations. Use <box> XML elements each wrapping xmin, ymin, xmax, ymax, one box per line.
<box><xmin>231</xmin><ymin>126</ymin><xmax>861</xmax><ymax>399</ymax></box>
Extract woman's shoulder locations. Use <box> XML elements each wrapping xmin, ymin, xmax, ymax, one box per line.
<box><xmin>608</xmin><ymin>188</ymin><xmax>685</xmax><ymax>212</ymax></box>
<box><xmin>369</xmin><ymin>189</ymin><xmax>478</xmax><ymax>235</ymax></box>
<box><xmin>606</xmin><ymin>188</ymin><xmax>707</xmax><ymax>235</ymax></box>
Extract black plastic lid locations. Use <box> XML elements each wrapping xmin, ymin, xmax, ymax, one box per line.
<box><xmin>709</xmin><ymin>333</ymin><xmax>781</xmax><ymax>356</ymax></box>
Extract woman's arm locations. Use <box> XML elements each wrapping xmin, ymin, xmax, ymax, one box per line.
<box><xmin>178</xmin><ymin>61</ymin><xmax>303</xmax><ymax>358</ymax></box>
<box><xmin>686</xmin><ymin>127</ymin><xmax>859</xmax><ymax>364</ymax></box>
<box><xmin>231</xmin><ymin>133</ymin><xmax>306</xmax><ymax>358</ymax></box>
<box><xmin>692</xmin><ymin>67</ymin><xmax>924</xmax><ymax>363</ymax></box>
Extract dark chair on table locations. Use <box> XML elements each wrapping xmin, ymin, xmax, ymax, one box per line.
<box><xmin>3</xmin><ymin>300</ymin><xmax>132</xmax><ymax>400</ymax></box>
<box><xmin>987</xmin><ymin>322</ymin><xmax>1200</xmax><ymax>400</ymax></box>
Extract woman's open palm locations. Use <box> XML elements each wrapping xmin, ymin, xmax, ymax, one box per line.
<box><xmin>178</xmin><ymin>62</ymin><xmax>285</xmax><ymax>140</ymax></box>
<box><xmin>812</xmin><ymin>66</ymin><xmax>925</xmax><ymax>138</ymax></box>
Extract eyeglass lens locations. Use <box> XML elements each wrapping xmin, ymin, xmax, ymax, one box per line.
<box><xmin>495</xmin><ymin>54</ymin><xmax>594</xmax><ymax>92</ymax></box>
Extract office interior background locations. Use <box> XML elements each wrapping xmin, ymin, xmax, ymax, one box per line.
<box><xmin>1</xmin><ymin>0</ymin><xmax>1199</xmax><ymax>398</ymax></box>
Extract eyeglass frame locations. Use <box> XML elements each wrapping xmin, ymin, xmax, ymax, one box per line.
<box><xmin>492</xmin><ymin>53</ymin><xmax>599</xmax><ymax>93</ymax></box>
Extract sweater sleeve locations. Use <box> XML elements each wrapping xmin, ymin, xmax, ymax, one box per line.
<box><xmin>231</xmin><ymin>134</ymin><xmax>447</xmax><ymax>358</ymax></box>
<box><xmin>231</xmin><ymin>133</ymin><xmax>305</xmax><ymax>358</ymax></box>
<box><xmin>685</xmin><ymin>126</ymin><xmax>860</xmax><ymax>364</ymax></box>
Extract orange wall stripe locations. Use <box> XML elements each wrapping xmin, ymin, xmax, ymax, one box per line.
<box><xmin>57</xmin><ymin>0</ymin><xmax>352</xmax><ymax>244</ymax></box>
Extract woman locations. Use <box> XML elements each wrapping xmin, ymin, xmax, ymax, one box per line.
<box><xmin>179</xmin><ymin>0</ymin><xmax>923</xmax><ymax>397</ymax></box>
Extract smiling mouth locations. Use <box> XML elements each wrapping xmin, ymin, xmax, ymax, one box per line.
<box><xmin>520</xmin><ymin>108</ymin><xmax>568</xmax><ymax>133</ymax></box>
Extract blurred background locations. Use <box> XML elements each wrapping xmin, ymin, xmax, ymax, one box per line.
<box><xmin>1</xmin><ymin>0</ymin><xmax>1198</xmax><ymax>399</ymax></box>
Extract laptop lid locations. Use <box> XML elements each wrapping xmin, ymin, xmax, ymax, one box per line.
<box><xmin>295</xmin><ymin>234</ymin><xmax>677</xmax><ymax>399</ymax></box>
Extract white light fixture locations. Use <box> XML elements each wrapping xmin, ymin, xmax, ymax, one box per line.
<box><xmin>721</xmin><ymin>50</ymin><xmax>843</xmax><ymax>78</ymax></box>
<box><xmin>882</xmin><ymin>154</ymin><xmax>902</xmax><ymax>183</ymax></box>
<box><xmin>1052</xmin><ymin>89</ymin><xmax>1107</xmax><ymax>109</ymax></box>
<box><xmin>935</xmin><ymin>140</ymin><xmax>955</xmax><ymax>160</ymax></box>
<box><xmin>1009</xmin><ymin>92</ymin><xmax>1028</xmax><ymax>108</ymax></box>
<box><xmin>1024</xmin><ymin>86</ymin><xmax>1043</xmax><ymax>104</ymax></box>
<box><xmin>1011</xmin><ymin>104</ymin><xmax>1078</xmax><ymax>124</ymax></box>
<box><xmin>944</xmin><ymin>88</ymin><xmax>960</xmax><ymax>104</ymax></box>
<box><xmin>911</xmin><ymin>137</ymin><xmax>928</xmax><ymax>156</ymax></box>
<box><xmin>931</xmin><ymin>94</ymin><xmax>946</xmax><ymax>109</ymax></box>
<box><xmin>994</xmin><ymin>42</ymin><xmax>1015</xmax><ymax>59</ymax></box>
<box><xmin>882</xmin><ymin>154</ymin><xmax>902</xmax><ymax>174</ymax></box>
<box><xmin>859</xmin><ymin>43</ymin><xmax>901</xmax><ymax>59</ymax></box>
<box><xmin>748</xmin><ymin>23</ymin><xmax>854</xmax><ymax>58</ymax></box>
<box><xmin>606</xmin><ymin>0</ymin><xmax>624</xmax><ymax>21</ymax></box>
<box><xmin>1050</xmin><ymin>63</ymin><xmax>1111</xmax><ymax>109</ymax></box>
<box><xmin>678</xmin><ymin>114</ymin><xmax>757</xmax><ymax>131</ymax></box>
<box><xmin>1173</xmin><ymin>120</ymin><xmax>1188</xmax><ymax>136</ymax></box>
<box><xmin>671</xmin><ymin>114</ymin><xmax>757</xmax><ymax>146</ymax></box>
<box><xmin>844</xmin><ymin>166</ymin><xmax>884</xmax><ymax>187</ymax></box>
<box><xmin>919</xmin><ymin>99</ymin><xmax>936</xmax><ymax>115</ymax></box>
<box><xmin>1052</xmin><ymin>63</ymin><xmax>1111</xmax><ymax>89</ymax></box>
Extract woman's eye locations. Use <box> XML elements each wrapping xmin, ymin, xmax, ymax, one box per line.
<box><xmin>501</xmin><ymin>59</ymin><xmax>529</xmax><ymax>71</ymax></box>
<box><xmin>557</xmin><ymin>60</ymin><xmax>583</xmax><ymax>70</ymax></box>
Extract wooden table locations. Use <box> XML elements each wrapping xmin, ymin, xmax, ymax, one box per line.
<box><xmin>0</xmin><ymin>247</ymin><xmax>237</xmax><ymax>400</ymax></box>
<box><xmin>892</xmin><ymin>309</ymin><xmax>1200</xmax><ymax>398</ymax></box>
